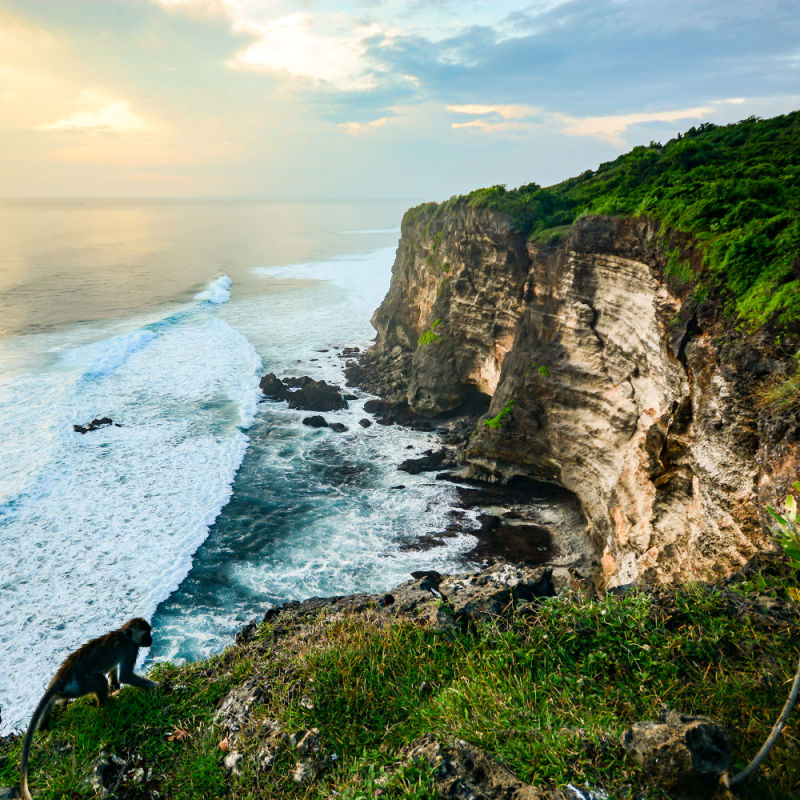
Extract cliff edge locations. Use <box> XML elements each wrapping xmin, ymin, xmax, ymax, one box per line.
<box><xmin>350</xmin><ymin>205</ymin><xmax>800</xmax><ymax>588</ymax></box>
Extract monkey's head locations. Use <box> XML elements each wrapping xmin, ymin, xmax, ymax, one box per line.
<box><xmin>123</xmin><ymin>618</ymin><xmax>153</xmax><ymax>648</ymax></box>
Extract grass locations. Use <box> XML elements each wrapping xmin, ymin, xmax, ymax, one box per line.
<box><xmin>756</xmin><ymin>356</ymin><xmax>800</xmax><ymax>413</ymax></box>
<box><xmin>2</xmin><ymin>563</ymin><xmax>799</xmax><ymax>799</ymax></box>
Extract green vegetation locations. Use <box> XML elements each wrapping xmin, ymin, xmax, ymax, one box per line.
<box><xmin>3</xmin><ymin>567</ymin><xmax>798</xmax><ymax>799</ymax></box>
<box><xmin>757</xmin><ymin>351</ymin><xmax>800</xmax><ymax>412</ymax></box>
<box><xmin>483</xmin><ymin>398</ymin><xmax>514</xmax><ymax>428</ymax></box>
<box><xmin>769</xmin><ymin>482</ymin><xmax>800</xmax><ymax>568</ymax></box>
<box><xmin>418</xmin><ymin>318</ymin><xmax>442</xmax><ymax>347</ymax></box>
<box><xmin>409</xmin><ymin>112</ymin><xmax>800</xmax><ymax>332</ymax></box>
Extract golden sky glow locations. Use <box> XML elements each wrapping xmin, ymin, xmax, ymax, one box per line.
<box><xmin>1</xmin><ymin>1</ymin><xmax>799</xmax><ymax>198</ymax></box>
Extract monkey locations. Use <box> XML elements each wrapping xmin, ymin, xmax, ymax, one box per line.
<box><xmin>20</xmin><ymin>617</ymin><xmax>158</xmax><ymax>800</ymax></box>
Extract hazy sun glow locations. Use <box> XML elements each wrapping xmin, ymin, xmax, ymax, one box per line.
<box><xmin>1</xmin><ymin>1</ymin><xmax>799</xmax><ymax>198</ymax></box>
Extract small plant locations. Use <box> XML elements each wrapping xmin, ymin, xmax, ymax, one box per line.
<box><xmin>418</xmin><ymin>319</ymin><xmax>442</xmax><ymax>347</ymax></box>
<box><xmin>767</xmin><ymin>482</ymin><xmax>800</xmax><ymax>565</ymax></box>
<box><xmin>483</xmin><ymin>399</ymin><xmax>514</xmax><ymax>428</ymax></box>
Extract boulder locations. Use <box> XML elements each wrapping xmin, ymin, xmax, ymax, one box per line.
<box><xmin>398</xmin><ymin>448</ymin><xmax>453</xmax><ymax>474</ymax></box>
<box><xmin>260</xmin><ymin>373</ymin><xmax>349</xmax><ymax>411</ymax></box>
<box><xmin>285</xmin><ymin>376</ymin><xmax>348</xmax><ymax>411</ymax></box>
<box><xmin>302</xmin><ymin>415</ymin><xmax>328</xmax><ymax>428</ymax></box>
<box><xmin>73</xmin><ymin>417</ymin><xmax>117</xmax><ymax>434</ymax></box>
<box><xmin>399</xmin><ymin>735</ymin><xmax>558</xmax><ymax>799</ymax></box>
<box><xmin>259</xmin><ymin>372</ymin><xmax>286</xmax><ymax>400</ymax></box>
<box><xmin>620</xmin><ymin>708</ymin><xmax>731</xmax><ymax>795</ymax></box>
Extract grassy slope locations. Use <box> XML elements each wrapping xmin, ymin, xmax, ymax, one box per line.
<box><xmin>414</xmin><ymin>111</ymin><xmax>800</xmax><ymax>335</ymax></box>
<box><xmin>2</xmin><ymin>563</ymin><xmax>799</xmax><ymax>799</ymax></box>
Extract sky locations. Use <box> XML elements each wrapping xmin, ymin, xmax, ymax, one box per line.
<box><xmin>1</xmin><ymin>0</ymin><xmax>799</xmax><ymax>201</ymax></box>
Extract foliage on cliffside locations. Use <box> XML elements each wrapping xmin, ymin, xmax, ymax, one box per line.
<box><xmin>2</xmin><ymin>561</ymin><xmax>799</xmax><ymax>799</ymax></box>
<box><xmin>423</xmin><ymin>111</ymin><xmax>800</xmax><ymax>333</ymax></box>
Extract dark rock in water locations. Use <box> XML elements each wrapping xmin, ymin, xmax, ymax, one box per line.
<box><xmin>259</xmin><ymin>372</ymin><xmax>286</xmax><ymax>401</ymax></box>
<box><xmin>466</xmin><ymin>518</ymin><xmax>557</xmax><ymax>565</ymax></box>
<box><xmin>329</xmin><ymin>422</ymin><xmax>347</xmax><ymax>432</ymax></box>
<box><xmin>358</xmin><ymin>418</ymin><xmax>372</xmax><ymax>428</ymax></box>
<box><xmin>362</xmin><ymin>398</ymin><xmax>433</xmax><ymax>430</ymax></box>
<box><xmin>341</xmin><ymin>346</ymin><xmax>360</xmax><ymax>357</ymax></box>
<box><xmin>398</xmin><ymin>448</ymin><xmax>452</xmax><ymax>474</ymax></box>
<box><xmin>285</xmin><ymin>376</ymin><xmax>348</xmax><ymax>412</ymax></box>
<box><xmin>73</xmin><ymin>417</ymin><xmax>116</xmax><ymax>434</ymax></box>
<box><xmin>343</xmin><ymin>393</ymin><xmax>358</xmax><ymax>401</ymax></box>
<box><xmin>260</xmin><ymin>372</ymin><xmax>348</xmax><ymax>411</ymax></box>
<box><xmin>621</xmin><ymin>708</ymin><xmax>731</xmax><ymax>794</ymax></box>
<box><xmin>302</xmin><ymin>415</ymin><xmax>328</xmax><ymax>428</ymax></box>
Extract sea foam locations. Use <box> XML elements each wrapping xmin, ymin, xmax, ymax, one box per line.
<box><xmin>0</xmin><ymin>282</ymin><xmax>261</xmax><ymax>734</ymax></box>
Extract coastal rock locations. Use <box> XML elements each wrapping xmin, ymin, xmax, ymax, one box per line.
<box><xmin>87</xmin><ymin>751</ymin><xmax>157</xmax><ymax>798</ymax></box>
<box><xmin>253</xmin><ymin>562</ymin><xmax>556</xmax><ymax>633</ymax></box>
<box><xmin>302</xmin><ymin>415</ymin><xmax>328</xmax><ymax>428</ymax></box>
<box><xmin>398</xmin><ymin>734</ymin><xmax>559</xmax><ymax>799</ymax></box>
<box><xmin>214</xmin><ymin>679</ymin><xmax>267</xmax><ymax>741</ymax></box>
<box><xmin>255</xmin><ymin>718</ymin><xmax>288</xmax><ymax>770</ymax></box>
<box><xmin>260</xmin><ymin>373</ymin><xmax>348</xmax><ymax>411</ymax></box>
<box><xmin>330</xmin><ymin>422</ymin><xmax>348</xmax><ymax>432</ymax></box>
<box><xmin>398</xmin><ymin>448</ymin><xmax>453</xmax><ymax>474</ymax></box>
<box><xmin>620</xmin><ymin>708</ymin><xmax>731</xmax><ymax>795</ymax></box>
<box><xmin>73</xmin><ymin>417</ymin><xmax>118</xmax><ymax>434</ymax></box>
<box><xmin>259</xmin><ymin>372</ymin><xmax>286</xmax><ymax>400</ymax></box>
<box><xmin>285</xmin><ymin>376</ymin><xmax>348</xmax><ymax>411</ymax></box>
<box><xmin>351</xmin><ymin>206</ymin><xmax>795</xmax><ymax>586</ymax></box>
<box><xmin>385</xmin><ymin>562</ymin><xmax>555</xmax><ymax>629</ymax></box>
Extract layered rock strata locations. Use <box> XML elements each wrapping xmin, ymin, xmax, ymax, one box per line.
<box><xmin>353</xmin><ymin>206</ymin><xmax>797</xmax><ymax>587</ymax></box>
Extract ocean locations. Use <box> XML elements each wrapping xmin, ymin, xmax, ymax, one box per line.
<box><xmin>0</xmin><ymin>198</ymin><xmax>479</xmax><ymax>734</ymax></box>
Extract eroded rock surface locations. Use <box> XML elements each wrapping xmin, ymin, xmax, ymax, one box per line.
<box><xmin>399</xmin><ymin>735</ymin><xmax>569</xmax><ymax>800</ymax></box>
<box><xmin>350</xmin><ymin>206</ymin><xmax>796</xmax><ymax>586</ymax></box>
<box><xmin>620</xmin><ymin>708</ymin><xmax>731</xmax><ymax>795</ymax></box>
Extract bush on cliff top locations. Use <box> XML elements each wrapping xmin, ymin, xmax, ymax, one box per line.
<box><xmin>2</xmin><ymin>564</ymin><xmax>799</xmax><ymax>799</ymax></box>
<box><xmin>424</xmin><ymin>111</ymin><xmax>800</xmax><ymax>333</ymax></box>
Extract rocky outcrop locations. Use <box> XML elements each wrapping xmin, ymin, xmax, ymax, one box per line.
<box><xmin>620</xmin><ymin>709</ymin><xmax>732</xmax><ymax>795</ymax></box>
<box><xmin>260</xmin><ymin>373</ymin><xmax>348</xmax><ymax>412</ymax></box>
<box><xmin>353</xmin><ymin>205</ymin><xmax>799</xmax><ymax>587</ymax></box>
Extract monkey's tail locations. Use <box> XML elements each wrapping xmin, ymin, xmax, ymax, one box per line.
<box><xmin>20</xmin><ymin>687</ymin><xmax>57</xmax><ymax>800</ymax></box>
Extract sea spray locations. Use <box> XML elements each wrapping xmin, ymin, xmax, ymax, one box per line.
<box><xmin>0</xmin><ymin>277</ymin><xmax>261</xmax><ymax>733</ymax></box>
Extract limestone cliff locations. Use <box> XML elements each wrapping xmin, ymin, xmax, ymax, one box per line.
<box><xmin>353</xmin><ymin>204</ymin><xmax>800</xmax><ymax>588</ymax></box>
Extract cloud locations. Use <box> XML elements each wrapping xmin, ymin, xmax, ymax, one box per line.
<box><xmin>447</xmin><ymin>103</ymin><xmax>540</xmax><ymax>133</ymax></box>
<box><xmin>446</xmin><ymin>97</ymin><xmax>769</xmax><ymax>145</ymax></box>
<box><xmin>553</xmin><ymin>106</ymin><xmax>712</xmax><ymax>146</ymax></box>
<box><xmin>447</xmin><ymin>103</ymin><xmax>538</xmax><ymax>119</ymax></box>
<box><xmin>37</xmin><ymin>89</ymin><xmax>147</xmax><ymax>133</ymax></box>
<box><xmin>338</xmin><ymin>116</ymin><xmax>390</xmax><ymax>135</ymax></box>
<box><xmin>226</xmin><ymin>13</ymin><xmax>380</xmax><ymax>90</ymax></box>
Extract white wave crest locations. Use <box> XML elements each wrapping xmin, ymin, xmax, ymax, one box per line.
<box><xmin>195</xmin><ymin>275</ymin><xmax>232</xmax><ymax>304</ymax></box>
<box><xmin>60</xmin><ymin>328</ymin><xmax>158</xmax><ymax>380</ymax></box>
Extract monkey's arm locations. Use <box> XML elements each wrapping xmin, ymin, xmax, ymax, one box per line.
<box><xmin>117</xmin><ymin>653</ymin><xmax>158</xmax><ymax>690</ymax></box>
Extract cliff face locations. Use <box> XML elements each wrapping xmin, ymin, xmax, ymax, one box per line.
<box><xmin>356</xmin><ymin>205</ymin><xmax>799</xmax><ymax>587</ymax></box>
